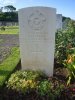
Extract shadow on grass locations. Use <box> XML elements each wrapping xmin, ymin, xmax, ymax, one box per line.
<box><xmin>0</xmin><ymin>60</ymin><xmax>21</xmax><ymax>88</ymax></box>
<box><xmin>0</xmin><ymin>69</ymin><xmax>10</xmax><ymax>76</ymax></box>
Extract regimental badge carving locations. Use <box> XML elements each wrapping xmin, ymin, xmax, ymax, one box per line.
<box><xmin>28</xmin><ymin>10</ymin><xmax>46</xmax><ymax>30</ymax></box>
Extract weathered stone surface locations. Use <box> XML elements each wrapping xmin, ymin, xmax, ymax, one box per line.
<box><xmin>18</xmin><ymin>7</ymin><xmax>56</xmax><ymax>76</ymax></box>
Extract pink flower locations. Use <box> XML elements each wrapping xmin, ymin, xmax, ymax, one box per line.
<box><xmin>72</xmin><ymin>88</ymin><xmax>75</xmax><ymax>92</ymax></box>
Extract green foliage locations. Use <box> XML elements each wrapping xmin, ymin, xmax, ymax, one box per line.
<box><xmin>4</xmin><ymin>5</ymin><xmax>16</xmax><ymax>12</ymax></box>
<box><xmin>63</xmin><ymin>54</ymin><xmax>75</xmax><ymax>85</ymax></box>
<box><xmin>0</xmin><ymin>5</ymin><xmax>17</xmax><ymax>21</ymax></box>
<box><xmin>55</xmin><ymin>30</ymin><xmax>67</xmax><ymax>63</ymax></box>
<box><xmin>55</xmin><ymin>19</ymin><xmax>75</xmax><ymax>85</ymax></box>
<box><xmin>48</xmin><ymin>78</ymin><xmax>65</xmax><ymax>99</ymax></box>
<box><xmin>6</xmin><ymin>70</ymin><xmax>65</xmax><ymax>99</ymax></box>
<box><xmin>37</xmin><ymin>80</ymin><xmax>53</xmax><ymax>96</ymax></box>
<box><xmin>0</xmin><ymin>47</ymin><xmax>20</xmax><ymax>87</ymax></box>
<box><xmin>53</xmin><ymin>83</ymin><xmax>65</xmax><ymax>98</ymax></box>
<box><xmin>55</xmin><ymin>20</ymin><xmax>75</xmax><ymax>64</ymax></box>
<box><xmin>6</xmin><ymin>70</ymin><xmax>46</xmax><ymax>93</ymax></box>
<box><xmin>0</xmin><ymin>26</ymin><xmax>19</xmax><ymax>34</ymax></box>
<box><xmin>0</xmin><ymin>12</ymin><xmax>18</xmax><ymax>22</ymax></box>
<box><xmin>0</xmin><ymin>26</ymin><xmax>5</xmax><ymax>31</ymax></box>
<box><xmin>62</xmin><ymin>16</ymin><xmax>71</xmax><ymax>22</ymax></box>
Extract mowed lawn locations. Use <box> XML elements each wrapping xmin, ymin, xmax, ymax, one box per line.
<box><xmin>0</xmin><ymin>26</ymin><xmax>19</xmax><ymax>34</ymax></box>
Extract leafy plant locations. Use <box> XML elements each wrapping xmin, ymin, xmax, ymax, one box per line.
<box><xmin>37</xmin><ymin>78</ymin><xmax>65</xmax><ymax>99</ymax></box>
<box><xmin>37</xmin><ymin>80</ymin><xmax>52</xmax><ymax>96</ymax></box>
<box><xmin>48</xmin><ymin>77</ymin><xmax>65</xmax><ymax>99</ymax></box>
<box><xmin>55</xmin><ymin>30</ymin><xmax>68</xmax><ymax>63</ymax></box>
<box><xmin>6</xmin><ymin>70</ymin><xmax>65</xmax><ymax>99</ymax></box>
<box><xmin>6</xmin><ymin>70</ymin><xmax>46</xmax><ymax>94</ymax></box>
<box><xmin>53</xmin><ymin>83</ymin><xmax>65</xmax><ymax>99</ymax></box>
<box><xmin>55</xmin><ymin>20</ymin><xmax>75</xmax><ymax>64</ymax></box>
<box><xmin>64</xmin><ymin>54</ymin><xmax>75</xmax><ymax>85</ymax></box>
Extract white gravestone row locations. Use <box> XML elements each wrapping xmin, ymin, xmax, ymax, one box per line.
<box><xmin>18</xmin><ymin>7</ymin><xmax>56</xmax><ymax>76</ymax></box>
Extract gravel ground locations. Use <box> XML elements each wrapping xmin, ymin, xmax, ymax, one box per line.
<box><xmin>0</xmin><ymin>34</ymin><xmax>19</xmax><ymax>63</ymax></box>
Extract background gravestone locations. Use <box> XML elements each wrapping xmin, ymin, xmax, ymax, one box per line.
<box><xmin>56</xmin><ymin>14</ymin><xmax>62</xmax><ymax>30</ymax></box>
<box><xmin>18</xmin><ymin>7</ymin><xmax>56</xmax><ymax>76</ymax></box>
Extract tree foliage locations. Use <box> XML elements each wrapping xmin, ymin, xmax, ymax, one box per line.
<box><xmin>62</xmin><ymin>16</ymin><xmax>71</xmax><ymax>22</ymax></box>
<box><xmin>0</xmin><ymin>5</ymin><xmax>17</xmax><ymax>22</ymax></box>
<box><xmin>0</xmin><ymin>12</ymin><xmax>18</xmax><ymax>22</ymax></box>
<box><xmin>4</xmin><ymin>5</ymin><xmax>16</xmax><ymax>12</ymax></box>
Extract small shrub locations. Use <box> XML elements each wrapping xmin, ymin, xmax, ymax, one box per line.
<box><xmin>1</xmin><ymin>26</ymin><xmax>5</xmax><ymax>31</ymax></box>
<box><xmin>37</xmin><ymin>80</ymin><xmax>53</xmax><ymax>96</ymax></box>
<box><xmin>6</xmin><ymin>70</ymin><xmax>64</xmax><ymax>99</ymax></box>
<box><xmin>53</xmin><ymin>84</ymin><xmax>65</xmax><ymax>99</ymax></box>
<box><xmin>55</xmin><ymin>20</ymin><xmax>75</xmax><ymax>64</ymax></box>
<box><xmin>64</xmin><ymin>54</ymin><xmax>75</xmax><ymax>85</ymax></box>
<box><xmin>6</xmin><ymin>70</ymin><xmax>46</xmax><ymax>94</ymax></box>
<box><xmin>48</xmin><ymin>77</ymin><xmax>65</xmax><ymax>99</ymax></box>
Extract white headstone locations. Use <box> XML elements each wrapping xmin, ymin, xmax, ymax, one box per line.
<box><xmin>56</xmin><ymin>14</ymin><xmax>62</xmax><ymax>30</ymax></box>
<box><xmin>18</xmin><ymin>7</ymin><xmax>56</xmax><ymax>76</ymax></box>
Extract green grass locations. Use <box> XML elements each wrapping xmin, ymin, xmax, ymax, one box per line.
<box><xmin>4</xmin><ymin>26</ymin><xmax>19</xmax><ymax>29</ymax></box>
<box><xmin>0</xmin><ymin>26</ymin><xmax>19</xmax><ymax>34</ymax></box>
<box><xmin>0</xmin><ymin>47</ymin><xmax>20</xmax><ymax>87</ymax></box>
<box><xmin>0</xmin><ymin>28</ymin><xmax>19</xmax><ymax>34</ymax></box>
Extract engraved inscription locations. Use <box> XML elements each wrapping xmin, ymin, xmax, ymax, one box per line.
<box><xmin>28</xmin><ymin>10</ymin><xmax>46</xmax><ymax>30</ymax></box>
<box><xmin>27</xmin><ymin>31</ymin><xmax>49</xmax><ymax>53</ymax></box>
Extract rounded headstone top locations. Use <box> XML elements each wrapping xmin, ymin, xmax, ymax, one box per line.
<box><xmin>19</xmin><ymin>6</ymin><xmax>56</xmax><ymax>11</ymax></box>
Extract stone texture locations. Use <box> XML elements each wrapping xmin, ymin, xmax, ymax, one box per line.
<box><xmin>18</xmin><ymin>7</ymin><xmax>56</xmax><ymax>76</ymax></box>
<box><xmin>56</xmin><ymin>14</ymin><xmax>62</xmax><ymax>30</ymax></box>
